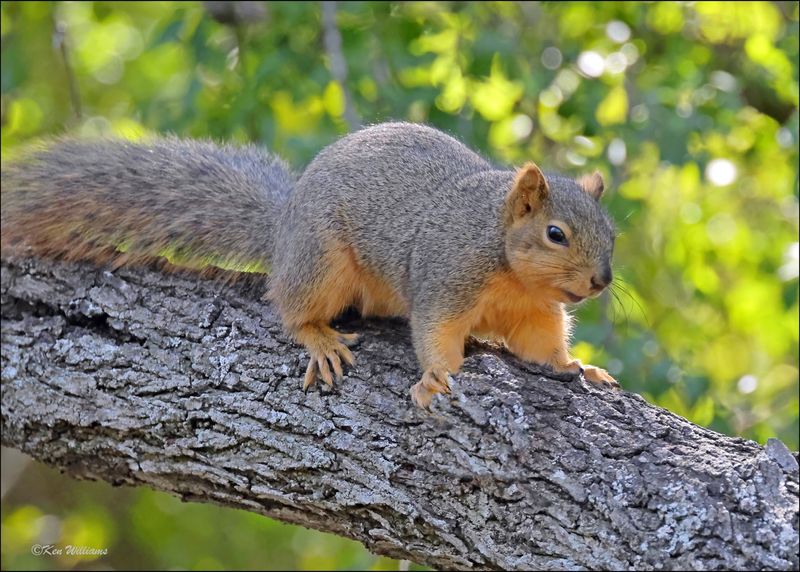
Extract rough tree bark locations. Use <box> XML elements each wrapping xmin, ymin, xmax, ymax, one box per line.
<box><xmin>1</xmin><ymin>255</ymin><xmax>798</xmax><ymax>571</ymax></box>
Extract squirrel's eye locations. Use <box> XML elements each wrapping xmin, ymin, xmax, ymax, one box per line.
<box><xmin>547</xmin><ymin>225</ymin><xmax>568</xmax><ymax>245</ymax></box>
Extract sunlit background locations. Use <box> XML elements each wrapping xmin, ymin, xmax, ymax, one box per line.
<box><xmin>1</xmin><ymin>1</ymin><xmax>798</xmax><ymax>570</ymax></box>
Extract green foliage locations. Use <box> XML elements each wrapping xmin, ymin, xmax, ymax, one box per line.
<box><xmin>1</xmin><ymin>459</ymin><xmax>412</xmax><ymax>570</ymax></box>
<box><xmin>1</xmin><ymin>1</ymin><xmax>798</xmax><ymax>570</ymax></box>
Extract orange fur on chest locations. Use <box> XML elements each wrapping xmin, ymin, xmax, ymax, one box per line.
<box><xmin>469</xmin><ymin>270</ymin><xmax>561</xmax><ymax>340</ymax></box>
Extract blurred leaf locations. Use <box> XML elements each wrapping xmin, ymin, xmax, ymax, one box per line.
<box><xmin>1</xmin><ymin>1</ymin><xmax>797</xmax><ymax>570</ymax></box>
<box><xmin>596</xmin><ymin>85</ymin><xmax>628</xmax><ymax>126</ymax></box>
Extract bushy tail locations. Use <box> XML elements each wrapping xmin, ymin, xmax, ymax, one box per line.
<box><xmin>1</xmin><ymin>136</ymin><xmax>294</xmax><ymax>274</ymax></box>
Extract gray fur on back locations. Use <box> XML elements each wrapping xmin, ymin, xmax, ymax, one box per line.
<box><xmin>272</xmin><ymin>122</ymin><xmax>504</xmax><ymax>308</ymax></box>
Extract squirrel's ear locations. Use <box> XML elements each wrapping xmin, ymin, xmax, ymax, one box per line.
<box><xmin>579</xmin><ymin>171</ymin><xmax>605</xmax><ymax>200</ymax></box>
<box><xmin>506</xmin><ymin>163</ymin><xmax>548</xmax><ymax>222</ymax></box>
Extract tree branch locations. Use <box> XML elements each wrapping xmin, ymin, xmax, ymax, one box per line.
<box><xmin>1</xmin><ymin>255</ymin><xmax>797</xmax><ymax>571</ymax></box>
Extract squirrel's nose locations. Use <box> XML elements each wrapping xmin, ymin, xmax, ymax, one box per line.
<box><xmin>590</xmin><ymin>266</ymin><xmax>613</xmax><ymax>291</ymax></box>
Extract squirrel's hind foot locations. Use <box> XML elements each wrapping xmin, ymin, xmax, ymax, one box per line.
<box><xmin>297</xmin><ymin>324</ymin><xmax>357</xmax><ymax>391</ymax></box>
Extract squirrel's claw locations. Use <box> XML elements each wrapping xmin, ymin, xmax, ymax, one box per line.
<box><xmin>303</xmin><ymin>360</ymin><xmax>318</xmax><ymax>392</ymax></box>
<box><xmin>328</xmin><ymin>351</ymin><xmax>344</xmax><ymax>380</ymax></box>
<box><xmin>317</xmin><ymin>355</ymin><xmax>335</xmax><ymax>386</ymax></box>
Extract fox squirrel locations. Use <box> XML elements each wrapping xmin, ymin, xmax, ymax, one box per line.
<box><xmin>1</xmin><ymin>122</ymin><xmax>619</xmax><ymax>407</ymax></box>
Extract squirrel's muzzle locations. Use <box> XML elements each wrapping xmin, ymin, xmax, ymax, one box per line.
<box><xmin>590</xmin><ymin>264</ymin><xmax>613</xmax><ymax>292</ymax></box>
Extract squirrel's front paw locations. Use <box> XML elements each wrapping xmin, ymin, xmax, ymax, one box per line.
<box><xmin>582</xmin><ymin>364</ymin><xmax>620</xmax><ymax>389</ymax></box>
<box><xmin>410</xmin><ymin>365</ymin><xmax>451</xmax><ymax>409</ymax></box>
<box><xmin>553</xmin><ymin>359</ymin><xmax>619</xmax><ymax>389</ymax></box>
<box><xmin>559</xmin><ymin>359</ymin><xmax>584</xmax><ymax>375</ymax></box>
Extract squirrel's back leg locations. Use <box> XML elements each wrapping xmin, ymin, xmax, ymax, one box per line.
<box><xmin>270</xmin><ymin>238</ymin><xmax>362</xmax><ymax>390</ymax></box>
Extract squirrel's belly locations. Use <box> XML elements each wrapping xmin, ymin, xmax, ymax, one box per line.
<box><xmin>338</xmin><ymin>243</ymin><xmax>409</xmax><ymax>318</ymax></box>
<box><xmin>355</xmin><ymin>277</ymin><xmax>409</xmax><ymax>318</ymax></box>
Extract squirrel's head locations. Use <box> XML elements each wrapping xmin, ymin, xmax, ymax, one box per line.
<box><xmin>503</xmin><ymin>163</ymin><xmax>615</xmax><ymax>304</ymax></box>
